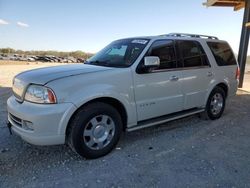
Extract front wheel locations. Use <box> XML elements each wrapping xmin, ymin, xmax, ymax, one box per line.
<box><xmin>67</xmin><ymin>102</ymin><xmax>122</xmax><ymax>159</ymax></box>
<box><xmin>201</xmin><ymin>87</ymin><xmax>226</xmax><ymax>120</ymax></box>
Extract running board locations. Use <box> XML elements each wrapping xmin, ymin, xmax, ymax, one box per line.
<box><xmin>126</xmin><ymin>108</ymin><xmax>205</xmax><ymax>132</ymax></box>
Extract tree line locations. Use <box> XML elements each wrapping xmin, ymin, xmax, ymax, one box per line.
<box><xmin>0</xmin><ymin>48</ymin><xmax>94</xmax><ymax>59</ymax></box>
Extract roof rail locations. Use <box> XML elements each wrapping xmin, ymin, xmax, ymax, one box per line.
<box><xmin>165</xmin><ymin>33</ymin><xmax>219</xmax><ymax>40</ymax></box>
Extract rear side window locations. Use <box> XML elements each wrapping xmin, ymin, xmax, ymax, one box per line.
<box><xmin>177</xmin><ymin>40</ymin><xmax>209</xmax><ymax>68</ymax></box>
<box><xmin>148</xmin><ymin>40</ymin><xmax>177</xmax><ymax>70</ymax></box>
<box><xmin>207</xmin><ymin>42</ymin><xmax>237</xmax><ymax>66</ymax></box>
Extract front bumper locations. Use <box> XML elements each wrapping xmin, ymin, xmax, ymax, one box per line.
<box><xmin>7</xmin><ymin>95</ymin><xmax>77</xmax><ymax>145</ymax></box>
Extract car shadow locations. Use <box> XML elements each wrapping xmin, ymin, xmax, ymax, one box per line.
<box><xmin>0</xmin><ymin>87</ymin><xmax>12</xmax><ymax>128</ymax></box>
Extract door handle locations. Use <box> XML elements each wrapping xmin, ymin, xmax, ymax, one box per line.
<box><xmin>207</xmin><ymin>71</ymin><xmax>213</xmax><ymax>77</ymax></box>
<box><xmin>170</xmin><ymin>75</ymin><xmax>179</xmax><ymax>81</ymax></box>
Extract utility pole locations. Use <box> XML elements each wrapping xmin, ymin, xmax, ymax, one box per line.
<box><xmin>238</xmin><ymin>0</ymin><xmax>250</xmax><ymax>88</ymax></box>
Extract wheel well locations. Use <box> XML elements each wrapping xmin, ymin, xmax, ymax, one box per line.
<box><xmin>66</xmin><ymin>97</ymin><xmax>128</xmax><ymax>136</ymax></box>
<box><xmin>216</xmin><ymin>83</ymin><xmax>228</xmax><ymax>98</ymax></box>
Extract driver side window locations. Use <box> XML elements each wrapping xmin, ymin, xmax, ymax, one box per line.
<box><xmin>148</xmin><ymin>40</ymin><xmax>177</xmax><ymax>70</ymax></box>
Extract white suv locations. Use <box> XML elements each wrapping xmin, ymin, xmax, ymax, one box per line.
<box><xmin>7</xmin><ymin>33</ymin><xmax>239</xmax><ymax>158</ymax></box>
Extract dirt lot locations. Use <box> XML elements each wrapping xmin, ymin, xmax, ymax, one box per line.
<box><xmin>1</xmin><ymin>62</ymin><xmax>250</xmax><ymax>187</ymax></box>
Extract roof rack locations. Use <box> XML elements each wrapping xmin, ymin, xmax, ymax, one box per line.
<box><xmin>165</xmin><ymin>33</ymin><xmax>219</xmax><ymax>40</ymax></box>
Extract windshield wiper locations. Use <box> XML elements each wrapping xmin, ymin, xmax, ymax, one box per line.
<box><xmin>85</xmin><ymin>60</ymin><xmax>109</xmax><ymax>66</ymax></box>
<box><xmin>85</xmin><ymin>60</ymin><xmax>128</xmax><ymax>68</ymax></box>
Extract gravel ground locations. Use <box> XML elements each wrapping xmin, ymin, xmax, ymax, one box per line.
<box><xmin>1</xmin><ymin>87</ymin><xmax>250</xmax><ymax>187</ymax></box>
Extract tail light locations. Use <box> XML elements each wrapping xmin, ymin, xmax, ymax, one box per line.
<box><xmin>236</xmin><ymin>67</ymin><xmax>240</xmax><ymax>80</ymax></box>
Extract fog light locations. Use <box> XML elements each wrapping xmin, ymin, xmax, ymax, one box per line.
<box><xmin>23</xmin><ymin>121</ymin><xmax>34</xmax><ymax>131</ymax></box>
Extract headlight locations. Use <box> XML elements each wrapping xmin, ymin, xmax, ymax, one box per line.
<box><xmin>24</xmin><ymin>85</ymin><xmax>57</xmax><ymax>104</ymax></box>
<box><xmin>13</xmin><ymin>78</ymin><xmax>25</xmax><ymax>99</ymax></box>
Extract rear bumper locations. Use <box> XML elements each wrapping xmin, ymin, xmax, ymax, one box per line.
<box><xmin>7</xmin><ymin>95</ymin><xmax>77</xmax><ymax>145</ymax></box>
<box><xmin>228</xmin><ymin>79</ymin><xmax>239</xmax><ymax>97</ymax></box>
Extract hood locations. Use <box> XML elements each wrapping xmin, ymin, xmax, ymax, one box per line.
<box><xmin>15</xmin><ymin>64</ymin><xmax>113</xmax><ymax>85</ymax></box>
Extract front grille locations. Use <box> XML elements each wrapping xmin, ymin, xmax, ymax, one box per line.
<box><xmin>9</xmin><ymin>113</ymin><xmax>22</xmax><ymax>127</ymax></box>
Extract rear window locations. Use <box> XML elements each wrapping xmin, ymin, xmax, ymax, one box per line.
<box><xmin>207</xmin><ymin>42</ymin><xmax>237</xmax><ymax>66</ymax></box>
<box><xmin>177</xmin><ymin>40</ymin><xmax>209</xmax><ymax>68</ymax></box>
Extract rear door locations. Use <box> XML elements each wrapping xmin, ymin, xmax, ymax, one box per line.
<box><xmin>176</xmin><ymin>40</ymin><xmax>213</xmax><ymax>109</ymax></box>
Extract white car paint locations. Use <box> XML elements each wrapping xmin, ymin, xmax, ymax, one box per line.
<box><xmin>7</xmin><ymin>34</ymin><xmax>238</xmax><ymax>145</ymax></box>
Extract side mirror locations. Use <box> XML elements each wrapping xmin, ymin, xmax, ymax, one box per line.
<box><xmin>144</xmin><ymin>56</ymin><xmax>160</xmax><ymax>68</ymax></box>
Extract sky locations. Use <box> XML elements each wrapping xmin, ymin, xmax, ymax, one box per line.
<box><xmin>0</xmin><ymin>0</ymin><xmax>245</xmax><ymax>54</ymax></box>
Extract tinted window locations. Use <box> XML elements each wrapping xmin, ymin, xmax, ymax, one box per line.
<box><xmin>148</xmin><ymin>40</ymin><xmax>177</xmax><ymax>69</ymax></box>
<box><xmin>200</xmin><ymin>46</ymin><xmax>209</xmax><ymax>66</ymax></box>
<box><xmin>207</xmin><ymin>42</ymin><xmax>236</xmax><ymax>66</ymax></box>
<box><xmin>178</xmin><ymin>40</ymin><xmax>203</xmax><ymax>67</ymax></box>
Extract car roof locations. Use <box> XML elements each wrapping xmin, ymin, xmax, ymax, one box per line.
<box><xmin>119</xmin><ymin>33</ymin><xmax>227</xmax><ymax>43</ymax></box>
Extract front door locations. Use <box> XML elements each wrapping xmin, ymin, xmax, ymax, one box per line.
<box><xmin>133</xmin><ymin>40</ymin><xmax>184</xmax><ymax>121</ymax></box>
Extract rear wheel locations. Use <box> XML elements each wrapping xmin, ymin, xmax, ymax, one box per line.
<box><xmin>200</xmin><ymin>87</ymin><xmax>226</xmax><ymax>120</ymax></box>
<box><xmin>67</xmin><ymin>102</ymin><xmax>122</xmax><ymax>159</ymax></box>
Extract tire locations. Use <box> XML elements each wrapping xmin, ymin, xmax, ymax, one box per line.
<box><xmin>67</xmin><ymin>102</ymin><xmax>122</xmax><ymax>159</ymax></box>
<box><xmin>200</xmin><ymin>87</ymin><xmax>226</xmax><ymax>120</ymax></box>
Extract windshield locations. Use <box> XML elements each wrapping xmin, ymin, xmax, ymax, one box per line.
<box><xmin>86</xmin><ymin>38</ymin><xmax>149</xmax><ymax>67</ymax></box>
